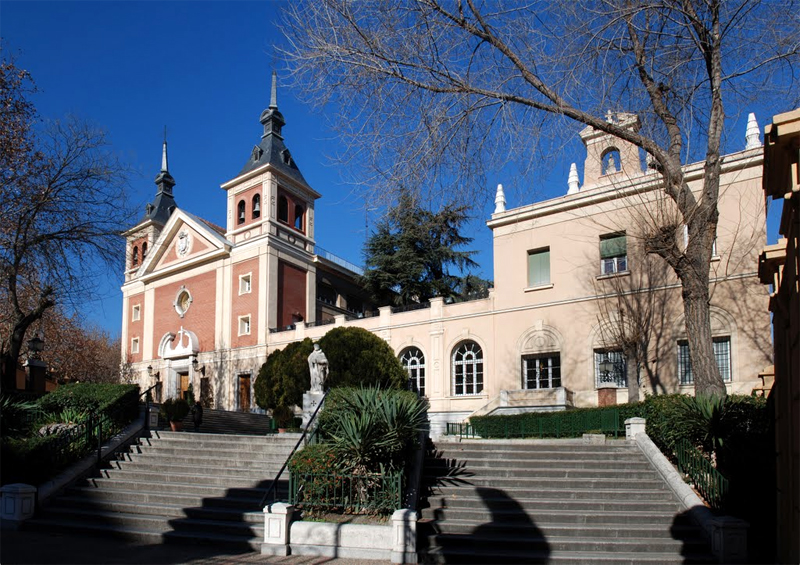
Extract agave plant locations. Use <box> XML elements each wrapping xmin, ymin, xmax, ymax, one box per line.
<box><xmin>677</xmin><ymin>393</ymin><xmax>729</xmax><ymax>459</ymax></box>
<box><xmin>319</xmin><ymin>386</ymin><xmax>428</xmax><ymax>475</ymax></box>
<box><xmin>0</xmin><ymin>395</ymin><xmax>41</xmax><ymax>437</ymax></box>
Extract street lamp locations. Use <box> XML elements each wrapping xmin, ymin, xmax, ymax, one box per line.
<box><xmin>599</xmin><ymin>355</ymin><xmax>615</xmax><ymax>384</ymax></box>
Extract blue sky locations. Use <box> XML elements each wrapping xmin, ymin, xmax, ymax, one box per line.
<box><xmin>1</xmin><ymin>1</ymin><xmax>787</xmax><ymax>338</ymax></box>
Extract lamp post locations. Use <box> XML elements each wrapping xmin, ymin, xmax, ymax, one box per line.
<box><xmin>24</xmin><ymin>331</ymin><xmax>46</xmax><ymax>393</ymax></box>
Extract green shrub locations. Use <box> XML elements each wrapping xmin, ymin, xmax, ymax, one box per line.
<box><xmin>0</xmin><ymin>395</ymin><xmax>41</xmax><ymax>438</ymax></box>
<box><xmin>160</xmin><ymin>397</ymin><xmax>190</xmax><ymax>422</ymax></box>
<box><xmin>318</xmin><ymin>386</ymin><xmax>428</xmax><ymax>474</ymax></box>
<box><xmin>38</xmin><ymin>383</ymin><xmax>139</xmax><ymax>417</ymax></box>
<box><xmin>255</xmin><ymin>338</ymin><xmax>314</xmax><ymax>412</ymax></box>
<box><xmin>1</xmin><ymin>430</ymin><xmax>89</xmax><ymax>486</ymax></box>
<box><xmin>318</xmin><ymin>327</ymin><xmax>407</xmax><ymax>389</ymax></box>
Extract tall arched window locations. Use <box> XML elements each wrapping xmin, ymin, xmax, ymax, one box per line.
<box><xmin>237</xmin><ymin>200</ymin><xmax>246</xmax><ymax>225</ymax></box>
<box><xmin>399</xmin><ymin>347</ymin><xmax>426</xmax><ymax>396</ymax></box>
<box><xmin>452</xmin><ymin>341</ymin><xmax>483</xmax><ymax>396</ymax></box>
<box><xmin>141</xmin><ymin>242</ymin><xmax>148</xmax><ymax>260</ymax></box>
<box><xmin>278</xmin><ymin>195</ymin><xmax>289</xmax><ymax>223</ymax></box>
<box><xmin>294</xmin><ymin>204</ymin><xmax>304</xmax><ymax>230</ymax></box>
<box><xmin>252</xmin><ymin>194</ymin><xmax>261</xmax><ymax>219</ymax></box>
<box><xmin>132</xmin><ymin>246</ymin><xmax>139</xmax><ymax>267</ymax></box>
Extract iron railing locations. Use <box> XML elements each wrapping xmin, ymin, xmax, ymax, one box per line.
<box><xmin>290</xmin><ymin>470</ymin><xmax>403</xmax><ymax>514</ymax></box>
<box><xmin>391</xmin><ymin>302</ymin><xmax>431</xmax><ymax>314</ymax></box>
<box><xmin>447</xmin><ymin>408</ymin><xmax>622</xmax><ymax>439</ymax></box>
<box><xmin>259</xmin><ymin>390</ymin><xmax>329</xmax><ymax>508</ymax></box>
<box><xmin>674</xmin><ymin>438</ymin><xmax>729</xmax><ymax>510</ymax></box>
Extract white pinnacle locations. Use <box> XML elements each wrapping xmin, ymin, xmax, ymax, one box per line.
<box><xmin>161</xmin><ymin>134</ymin><xmax>168</xmax><ymax>173</ymax></box>
<box><xmin>745</xmin><ymin>113</ymin><xmax>761</xmax><ymax>150</ymax></box>
<box><xmin>567</xmin><ymin>163</ymin><xmax>580</xmax><ymax>194</ymax></box>
<box><xmin>494</xmin><ymin>183</ymin><xmax>506</xmax><ymax>214</ymax></box>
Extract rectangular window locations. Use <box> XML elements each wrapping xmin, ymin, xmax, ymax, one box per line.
<box><xmin>238</xmin><ymin>315</ymin><xmax>251</xmax><ymax>336</ymax></box>
<box><xmin>678</xmin><ymin>337</ymin><xmax>731</xmax><ymax>385</ymax></box>
<box><xmin>600</xmin><ymin>233</ymin><xmax>627</xmax><ymax>274</ymax></box>
<box><xmin>131</xmin><ymin>337</ymin><xmax>140</xmax><ymax>354</ymax></box>
<box><xmin>527</xmin><ymin>248</ymin><xmax>551</xmax><ymax>287</ymax></box>
<box><xmin>522</xmin><ymin>353</ymin><xmax>561</xmax><ymax>389</ymax></box>
<box><xmin>594</xmin><ymin>350</ymin><xmax>627</xmax><ymax>388</ymax></box>
<box><xmin>132</xmin><ymin>304</ymin><xmax>141</xmax><ymax>322</ymax></box>
<box><xmin>239</xmin><ymin>273</ymin><xmax>252</xmax><ymax>295</ymax></box>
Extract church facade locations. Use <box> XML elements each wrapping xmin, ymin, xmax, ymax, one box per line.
<box><xmin>121</xmin><ymin>79</ymin><xmax>772</xmax><ymax>435</ymax></box>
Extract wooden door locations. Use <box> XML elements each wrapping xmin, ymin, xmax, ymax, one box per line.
<box><xmin>239</xmin><ymin>375</ymin><xmax>251</xmax><ymax>412</ymax></box>
<box><xmin>179</xmin><ymin>373</ymin><xmax>190</xmax><ymax>401</ymax></box>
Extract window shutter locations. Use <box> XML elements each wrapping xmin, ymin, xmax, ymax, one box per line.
<box><xmin>600</xmin><ymin>234</ymin><xmax>627</xmax><ymax>259</ymax></box>
<box><xmin>528</xmin><ymin>249</ymin><xmax>550</xmax><ymax>287</ymax></box>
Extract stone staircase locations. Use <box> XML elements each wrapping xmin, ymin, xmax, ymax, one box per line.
<box><xmin>163</xmin><ymin>406</ymin><xmax>275</xmax><ymax>435</ymax></box>
<box><xmin>419</xmin><ymin>439</ymin><xmax>715</xmax><ymax>564</ymax></box>
<box><xmin>26</xmin><ymin>418</ymin><xmax>298</xmax><ymax>550</ymax></box>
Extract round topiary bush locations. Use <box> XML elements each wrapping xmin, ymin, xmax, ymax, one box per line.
<box><xmin>318</xmin><ymin>327</ymin><xmax>406</xmax><ymax>389</ymax></box>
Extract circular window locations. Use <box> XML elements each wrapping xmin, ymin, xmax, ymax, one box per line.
<box><xmin>174</xmin><ymin>287</ymin><xmax>192</xmax><ymax>317</ymax></box>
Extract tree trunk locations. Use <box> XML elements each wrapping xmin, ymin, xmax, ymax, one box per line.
<box><xmin>681</xmin><ymin>273</ymin><xmax>726</xmax><ymax>397</ymax></box>
<box><xmin>626</xmin><ymin>353</ymin><xmax>640</xmax><ymax>403</ymax></box>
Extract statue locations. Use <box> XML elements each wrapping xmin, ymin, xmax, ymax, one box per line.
<box><xmin>307</xmin><ymin>342</ymin><xmax>328</xmax><ymax>393</ymax></box>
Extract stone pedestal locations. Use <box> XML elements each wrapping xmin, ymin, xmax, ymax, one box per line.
<box><xmin>597</xmin><ymin>383</ymin><xmax>618</xmax><ymax>407</ymax></box>
<box><xmin>391</xmin><ymin>509</ymin><xmax>418</xmax><ymax>563</ymax></box>
<box><xmin>1</xmin><ymin>484</ymin><xmax>37</xmax><ymax>528</ymax></box>
<box><xmin>710</xmin><ymin>516</ymin><xmax>749</xmax><ymax>563</ymax></box>
<box><xmin>261</xmin><ymin>502</ymin><xmax>294</xmax><ymax>556</ymax></box>
<box><xmin>302</xmin><ymin>391</ymin><xmax>325</xmax><ymax>428</ymax></box>
<box><xmin>625</xmin><ymin>417</ymin><xmax>646</xmax><ymax>440</ymax></box>
<box><xmin>148</xmin><ymin>406</ymin><xmax>160</xmax><ymax>430</ymax></box>
<box><xmin>23</xmin><ymin>359</ymin><xmax>47</xmax><ymax>393</ymax></box>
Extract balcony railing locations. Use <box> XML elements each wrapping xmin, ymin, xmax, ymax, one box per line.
<box><xmin>314</xmin><ymin>247</ymin><xmax>364</xmax><ymax>276</ymax></box>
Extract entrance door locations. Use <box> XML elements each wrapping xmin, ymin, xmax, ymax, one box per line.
<box><xmin>239</xmin><ymin>375</ymin><xmax>251</xmax><ymax>412</ymax></box>
<box><xmin>179</xmin><ymin>372</ymin><xmax>190</xmax><ymax>401</ymax></box>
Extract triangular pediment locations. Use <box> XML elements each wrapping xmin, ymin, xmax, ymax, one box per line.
<box><xmin>138</xmin><ymin>209</ymin><xmax>231</xmax><ymax>280</ymax></box>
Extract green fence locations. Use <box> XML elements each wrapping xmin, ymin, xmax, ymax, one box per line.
<box><xmin>289</xmin><ymin>470</ymin><xmax>402</xmax><ymax>514</ymax></box>
<box><xmin>674</xmin><ymin>438</ymin><xmax>728</xmax><ymax>510</ymax></box>
<box><xmin>449</xmin><ymin>408</ymin><xmax>622</xmax><ymax>439</ymax></box>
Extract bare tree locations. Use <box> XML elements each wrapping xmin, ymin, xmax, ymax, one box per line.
<box><xmin>0</xmin><ymin>60</ymin><xmax>133</xmax><ymax>390</ymax></box>
<box><xmin>282</xmin><ymin>0</ymin><xmax>799</xmax><ymax>396</ymax></box>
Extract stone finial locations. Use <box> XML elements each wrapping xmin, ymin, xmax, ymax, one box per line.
<box><xmin>494</xmin><ymin>183</ymin><xmax>506</xmax><ymax>214</ymax></box>
<box><xmin>567</xmin><ymin>162</ymin><xmax>580</xmax><ymax>194</ymax></box>
<box><xmin>745</xmin><ymin>113</ymin><xmax>761</xmax><ymax>149</ymax></box>
<box><xmin>269</xmin><ymin>70</ymin><xmax>278</xmax><ymax>110</ymax></box>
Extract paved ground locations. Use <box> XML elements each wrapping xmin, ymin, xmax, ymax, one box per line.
<box><xmin>0</xmin><ymin>529</ymin><xmax>390</xmax><ymax>565</ymax></box>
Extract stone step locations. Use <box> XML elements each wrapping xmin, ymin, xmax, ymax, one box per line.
<box><xmin>423</xmin><ymin>531</ymin><xmax>707</xmax><ymax>554</ymax></box>
<box><xmin>78</xmin><ymin>476</ymin><xmax>268</xmax><ymax>499</ymax></box>
<box><xmin>421</xmin><ymin>545</ymin><xmax>714</xmax><ymax>564</ymax></box>
<box><xmin>429</xmin><ymin>485</ymin><xmax>675</xmax><ymax>502</ymax></box>
<box><xmin>50</xmin><ymin>495</ymin><xmax>265</xmax><ymax>524</ymax></box>
<box><xmin>420</xmin><ymin>507</ymin><xmax>692</xmax><ymax>527</ymax></box>
<box><xmin>424</xmin><ymin>475</ymin><xmax>669</xmax><ymax>491</ymax></box>
<box><xmin>423</xmin><ymin>466</ymin><xmax>659</xmax><ymax>480</ymax></box>
<box><xmin>118</xmin><ymin>452</ymin><xmax>288</xmax><ymax>471</ymax></box>
<box><xmin>108</xmin><ymin>458</ymin><xmax>282</xmax><ymax>479</ymax></box>
<box><xmin>424</xmin><ymin>456</ymin><xmax>654</xmax><ymax>470</ymax></box>
<box><xmin>423</xmin><ymin>518</ymin><xmax>703</xmax><ymax>541</ymax></box>
<box><xmin>25</xmin><ymin>517</ymin><xmax>262</xmax><ymax>551</ymax></box>
<box><xmin>422</xmin><ymin>495</ymin><xmax>680</xmax><ymax>514</ymax></box>
<box><xmin>96</xmin><ymin>468</ymin><xmax>273</xmax><ymax>489</ymax></box>
<box><xmin>149</xmin><ymin>430</ymin><xmax>299</xmax><ymax>445</ymax></box>
<box><xmin>427</xmin><ymin>450</ymin><xmax>645</xmax><ymax>463</ymax></box>
<box><xmin>40</xmin><ymin>506</ymin><xmax>265</xmax><ymax>538</ymax></box>
<box><xmin>129</xmin><ymin>444</ymin><xmax>292</xmax><ymax>461</ymax></box>
<box><xmin>65</xmin><ymin>485</ymin><xmax>282</xmax><ymax>510</ymax></box>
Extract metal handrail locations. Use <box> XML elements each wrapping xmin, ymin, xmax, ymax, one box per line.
<box><xmin>259</xmin><ymin>390</ymin><xmax>329</xmax><ymax>508</ymax></box>
<box><xmin>674</xmin><ymin>438</ymin><xmax>729</xmax><ymax>510</ymax></box>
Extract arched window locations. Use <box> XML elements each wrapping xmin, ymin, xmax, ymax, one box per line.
<box><xmin>452</xmin><ymin>341</ymin><xmax>483</xmax><ymax>396</ymax></box>
<box><xmin>601</xmin><ymin>148</ymin><xmax>621</xmax><ymax>175</ymax></box>
<box><xmin>237</xmin><ymin>200</ymin><xmax>246</xmax><ymax>225</ymax></box>
<box><xmin>399</xmin><ymin>347</ymin><xmax>426</xmax><ymax>396</ymax></box>
<box><xmin>132</xmin><ymin>246</ymin><xmax>139</xmax><ymax>267</ymax></box>
<box><xmin>294</xmin><ymin>204</ymin><xmax>304</xmax><ymax>231</ymax></box>
<box><xmin>141</xmin><ymin>242</ymin><xmax>148</xmax><ymax>259</ymax></box>
<box><xmin>278</xmin><ymin>195</ymin><xmax>289</xmax><ymax>222</ymax></box>
<box><xmin>252</xmin><ymin>194</ymin><xmax>261</xmax><ymax>219</ymax></box>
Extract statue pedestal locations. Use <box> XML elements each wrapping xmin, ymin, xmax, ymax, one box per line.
<box><xmin>302</xmin><ymin>391</ymin><xmax>325</xmax><ymax>428</ymax></box>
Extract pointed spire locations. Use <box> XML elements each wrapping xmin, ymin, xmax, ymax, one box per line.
<box><xmin>161</xmin><ymin>126</ymin><xmax>169</xmax><ymax>173</ymax></box>
<box><xmin>745</xmin><ymin>113</ymin><xmax>761</xmax><ymax>150</ymax></box>
<box><xmin>567</xmin><ymin>163</ymin><xmax>580</xmax><ymax>194</ymax></box>
<box><xmin>269</xmin><ymin>70</ymin><xmax>278</xmax><ymax>110</ymax></box>
<box><xmin>494</xmin><ymin>183</ymin><xmax>507</xmax><ymax>214</ymax></box>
